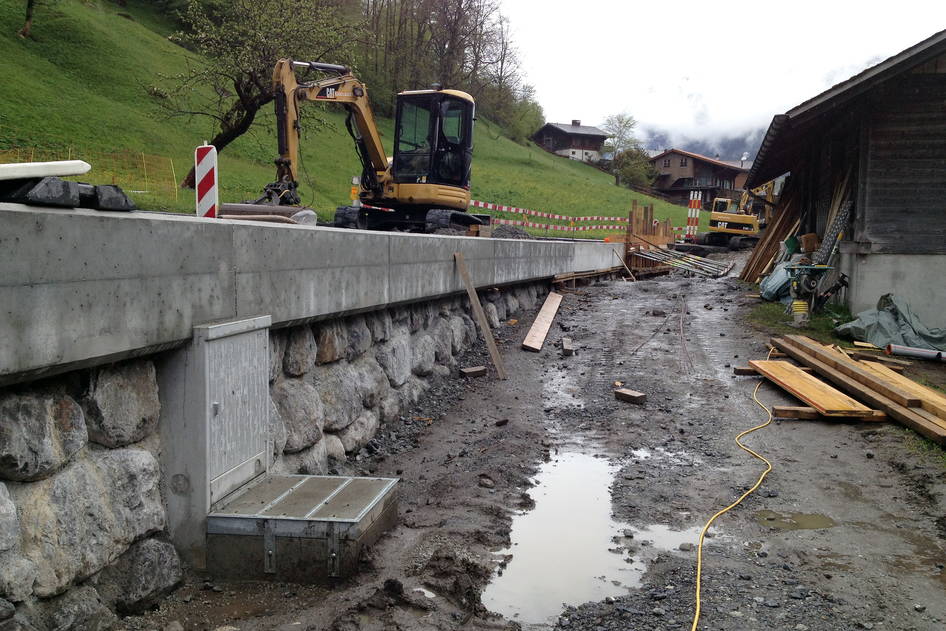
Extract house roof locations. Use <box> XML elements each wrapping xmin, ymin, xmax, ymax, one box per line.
<box><xmin>538</xmin><ymin>122</ymin><xmax>609</xmax><ymax>138</ymax></box>
<box><xmin>747</xmin><ymin>28</ymin><xmax>946</xmax><ymax>188</ymax></box>
<box><xmin>648</xmin><ymin>148</ymin><xmax>748</xmax><ymax>172</ymax></box>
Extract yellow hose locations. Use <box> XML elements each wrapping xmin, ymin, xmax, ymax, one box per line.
<box><xmin>690</xmin><ymin>365</ymin><xmax>774</xmax><ymax>631</ymax></box>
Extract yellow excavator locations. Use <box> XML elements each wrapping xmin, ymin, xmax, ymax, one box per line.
<box><xmin>698</xmin><ymin>181</ymin><xmax>778</xmax><ymax>248</ymax></box>
<box><xmin>257</xmin><ymin>59</ymin><xmax>480</xmax><ymax>231</ymax></box>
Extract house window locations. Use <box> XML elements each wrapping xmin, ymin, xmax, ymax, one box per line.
<box><xmin>662</xmin><ymin>159</ymin><xmax>670</xmax><ymax>168</ymax></box>
<box><xmin>680</xmin><ymin>158</ymin><xmax>688</xmax><ymax>167</ymax></box>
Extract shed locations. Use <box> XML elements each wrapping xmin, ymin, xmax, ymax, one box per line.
<box><xmin>747</xmin><ymin>29</ymin><xmax>946</xmax><ymax>325</ymax></box>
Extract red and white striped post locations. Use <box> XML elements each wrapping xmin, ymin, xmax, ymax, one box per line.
<box><xmin>685</xmin><ymin>191</ymin><xmax>702</xmax><ymax>241</ymax></box>
<box><xmin>194</xmin><ymin>143</ymin><xmax>218</xmax><ymax>218</ymax></box>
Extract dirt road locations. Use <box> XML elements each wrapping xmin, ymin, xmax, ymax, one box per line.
<box><xmin>136</xmin><ymin>262</ymin><xmax>946</xmax><ymax>631</ymax></box>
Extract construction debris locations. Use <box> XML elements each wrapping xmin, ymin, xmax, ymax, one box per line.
<box><xmin>522</xmin><ymin>292</ymin><xmax>563</xmax><ymax>352</ymax></box>
<box><xmin>749</xmin><ymin>359</ymin><xmax>878</xmax><ymax>418</ymax></box>
<box><xmin>561</xmin><ymin>337</ymin><xmax>575</xmax><ymax>356</ymax></box>
<box><xmin>628</xmin><ymin>247</ymin><xmax>732</xmax><ymax>278</ymax></box>
<box><xmin>454</xmin><ymin>252</ymin><xmax>507</xmax><ymax>380</ymax></box>
<box><xmin>460</xmin><ymin>366</ymin><xmax>487</xmax><ymax>378</ymax></box>
<box><xmin>614</xmin><ymin>388</ymin><xmax>646</xmax><ymax>404</ymax></box>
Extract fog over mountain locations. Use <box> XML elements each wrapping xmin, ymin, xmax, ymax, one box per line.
<box><xmin>640</xmin><ymin>127</ymin><xmax>767</xmax><ymax>162</ymax></box>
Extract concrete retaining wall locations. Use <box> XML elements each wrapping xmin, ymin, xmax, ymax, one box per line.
<box><xmin>0</xmin><ymin>203</ymin><xmax>615</xmax><ymax>384</ymax></box>
<box><xmin>838</xmin><ymin>248</ymin><xmax>946</xmax><ymax>326</ymax></box>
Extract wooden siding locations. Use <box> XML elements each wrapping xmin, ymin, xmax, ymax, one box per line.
<box><xmin>860</xmin><ymin>74</ymin><xmax>946</xmax><ymax>253</ymax></box>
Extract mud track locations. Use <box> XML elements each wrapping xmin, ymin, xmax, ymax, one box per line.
<box><xmin>134</xmin><ymin>257</ymin><xmax>946</xmax><ymax>631</ymax></box>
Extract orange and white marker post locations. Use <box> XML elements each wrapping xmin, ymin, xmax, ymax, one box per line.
<box><xmin>685</xmin><ymin>191</ymin><xmax>702</xmax><ymax>241</ymax></box>
<box><xmin>194</xmin><ymin>143</ymin><xmax>218</xmax><ymax>218</ymax></box>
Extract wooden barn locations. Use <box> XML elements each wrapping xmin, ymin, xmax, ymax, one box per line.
<box><xmin>746</xmin><ymin>29</ymin><xmax>946</xmax><ymax>325</ymax></box>
<box><xmin>532</xmin><ymin>120</ymin><xmax>609</xmax><ymax>163</ymax></box>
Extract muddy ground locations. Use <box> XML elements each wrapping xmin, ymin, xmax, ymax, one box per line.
<box><xmin>133</xmin><ymin>256</ymin><xmax>946</xmax><ymax>631</ymax></box>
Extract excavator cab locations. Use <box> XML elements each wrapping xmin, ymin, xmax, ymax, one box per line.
<box><xmin>393</xmin><ymin>91</ymin><xmax>475</xmax><ymax>188</ymax></box>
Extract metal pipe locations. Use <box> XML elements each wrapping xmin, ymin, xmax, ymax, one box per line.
<box><xmin>886</xmin><ymin>344</ymin><xmax>945</xmax><ymax>362</ymax></box>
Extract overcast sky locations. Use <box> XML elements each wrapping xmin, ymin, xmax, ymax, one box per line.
<box><xmin>499</xmin><ymin>0</ymin><xmax>942</xmax><ymax>143</ymax></box>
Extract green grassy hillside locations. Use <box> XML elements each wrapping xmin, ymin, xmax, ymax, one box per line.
<box><xmin>0</xmin><ymin>0</ymin><xmax>696</xmax><ymax>236</ymax></box>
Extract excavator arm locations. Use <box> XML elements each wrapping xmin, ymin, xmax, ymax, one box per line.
<box><xmin>265</xmin><ymin>59</ymin><xmax>389</xmax><ymax>205</ymax></box>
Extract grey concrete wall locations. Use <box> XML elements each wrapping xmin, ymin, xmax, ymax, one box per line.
<box><xmin>839</xmin><ymin>248</ymin><xmax>946</xmax><ymax>327</ymax></box>
<box><xmin>0</xmin><ymin>204</ymin><xmax>615</xmax><ymax>384</ymax></box>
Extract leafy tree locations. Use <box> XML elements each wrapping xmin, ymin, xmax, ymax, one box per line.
<box><xmin>601</xmin><ymin>112</ymin><xmax>651</xmax><ymax>186</ymax></box>
<box><xmin>161</xmin><ymin>0</ymin><xmax>357</xmax><ymax>188</ymax></box>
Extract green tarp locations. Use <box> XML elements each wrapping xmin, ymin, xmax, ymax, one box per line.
<box><xmin>835</xmin><ymin>294</ymin><xmax>946</xmax><ymax>352</ymax></box>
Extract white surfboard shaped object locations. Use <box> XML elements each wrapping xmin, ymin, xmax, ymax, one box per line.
<box><xmin>0</xmin><ymin>160</ymin><xmax>92</xmax><ymax>181</ymax></box>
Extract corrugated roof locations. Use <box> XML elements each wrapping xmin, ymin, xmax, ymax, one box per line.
<box><xmin>540</xmin><ymin>122</ymin><xmax>609</xmax><ymax>137</ymax></box>
<box><xmin>649</xmin><ymin>148</ymin><xmax>748</xmax><ymax>172</ymax></box>
<box><xmin>747</xmin><ymin>29</ymin><xmax>946</xmax><ymax>188</ymax></box>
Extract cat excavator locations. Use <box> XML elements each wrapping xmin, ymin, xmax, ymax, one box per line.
<box><xmin>254</xmin><ymin>59</ymin><xmax>479</xmax><ymax>232</ymax></box>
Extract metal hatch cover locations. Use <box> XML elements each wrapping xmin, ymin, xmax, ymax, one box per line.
<box><xmin>206</xmin><ymin>474</ymin><xmax>399</xmax><ymax>583</ymax></box>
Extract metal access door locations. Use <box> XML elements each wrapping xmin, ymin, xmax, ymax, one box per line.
<box><xmin>194</xmin><ymin>315</ymin><xmax>272</xmax><ymax>507</ymax></box>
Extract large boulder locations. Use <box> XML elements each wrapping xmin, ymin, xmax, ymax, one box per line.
<box><xmin>0</xmin><ymin>483</ymin><xmax>37</xmax><ymax>603</ymax></box>
<box><xmin>268</xmin><ymin>331</ymin><xmax>287</xmax><ymax>383</ymax></box>
<box><xmin>312</xmin><ymin>362</ymin><xmax>362</xmax><ymax>432</ymax></box>
<box><xmin>376</xmin><ymin>329</ymin><xmax>412</xmax><ymax>387</ymax></box>
<box><xmin>0</xmin><ymin>390</ymin><xmax>86</xmax><ymax>482</ymax></box>
<box><xmin>315</xmin><ymin>321</ymin><xmax>348</xmax><ymax>364</ymax></box>
<box><xmin>8</xmin><ymin>448</ymin><xmax>164</xmax><ymax>598</ymax></box>
<box><xmin>337</xmin><ymin>411</ymin><xmax>379</xmax><ymax>453</ymax></box>
<box><xmin>504</xmin><ymin>292</ymin><xmax>520</xmax><ymax>316</ymax></box>
<box><xmin>323</xmin><ymin>433</ymin><xmax>346</xmax><ymax>461</ymax></box>
<box><xmin>346</xmin><ymin>316</ymin><xmax>372</xmax><ymax>360</ymax></box>
<box><xmin>448</xmin><ymin>316</ymin><xmax>474</xmax><ymax>354</ymax></box>
<box><xmin>93</xmin><ymin>538</ymin><xmax>181</xmax><ymax>614</ymax></box>
<box><xmin>430</xmin><ymin>319</ymin><xmax>454</xmax><ymax>365</ymax></box>
<box><xmin>271</xmin><ymin>380</ymin><xmax>323</xmax><ymax>453</ymax></box>
<box><xmin>282</xmin><ymin>327</ymin><xmax>317</xmax><ymax>377</ymax></box>
<box><xmin>23</xmin><ymin>585</ymin><xmax>117</xmax><ymax>631</ymax></box>
<box><xmin>366</xmin><ymin>311</ymin><xmax>392</xmax><ymax>343</ymax></box>
<box><xmin>411</xmin><ymin>335</ymin><xmax>436</xmax><ymax>377</ymax></box>
<box><xmin>274</xmin><ymin>439</ymin><xmax>327</xmax><ymax>476</ymax></box>
<box><xmin>483</xmin><ymin>302</ymin><xmax>500</xmax><ymax>329</ymax></box>
<box><xmin>268</xmin><ymin>397</ymin><xmax>288</xmax><ymax>461</ymax></box>
<box><xmin>84</xmin><ymin>361</ymin><xmax>160</xmax><ymax>448</ymax></box>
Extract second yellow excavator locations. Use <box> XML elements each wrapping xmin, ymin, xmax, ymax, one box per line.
<box><xmin>257</xmin><ymin>59</ymin><xmax>480</xmax><ymax>232</ymax></box>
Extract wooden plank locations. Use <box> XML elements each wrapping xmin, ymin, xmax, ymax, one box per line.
<box><xmin>454</xmin><ymin>252</ymin><xmax>506</xmax><ymax>380</ymax></box>
<box><xmin>734</xmin><ymin>366</ymin><xmax>760</xmax><ymax>376</ymax></box>
<box><xmin>460</xmin><ymin>366</ymin><xmax>487</xmax><ymax>377</ymax></box>
<box><xmin>785</xmin><ymin>335</ymin><xmax>922</xmax><ymax>407</ymax></box>
<box><xmin>561</xmin><ymin>337</ymin><xmax>575</xmax><ymax>356</ymax></box>
<box><xmin>614</xmin><ymin>388</ymin><xmax>646</xmax><ymax>404</ymax></box>
<box><xmin>772</xmin><ymin>406</ymin><xmax>887</xmax><ymax>421</ymax></box>
<box><xmin>771</xmin><ymin>337</ymin><xmax>946</xmax><ymax>444</ymax></box>
<box><xmin>749</xmin><ymin>360</ymin><xmax>875</xmax><ymax>417</ymax></box>
<box><xmin>851</xmin><ymin>352</ymin><xmax>910</xmax><ymax>367</ymax></box>
<box><xmin>522</xmin><ymin>292</ymin><xmax>564</xmax><ymax>352</ymax></box>
<box><xmin>859</xmin><ymin>361</ymin><xmax>946</xmax><ymax>420</ymax></box>
<box><xmin>853</xmin><ymin>341</ymin><xmax>881</xmax><ymax>349</ymax></box>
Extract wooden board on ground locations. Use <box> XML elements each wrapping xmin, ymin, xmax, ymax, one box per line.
<box><xmin>454</xmin><ymin>252</ymin><xmax>507</xmax><ymax>380</ymax></box>
<box><xmin>859</xmin><ymin>361</ymin><xmax>946</xmax><ymax>420</ymax></box>
<box><xmin>771</xmin><ymin>337</ymin><xmax>946</xmax><ymax>444</ymax></box>
<box><xmin>614</xmin><ymin>388</ymin><xmax>646</xmax><ymax>404</ymax></box>
<box><xmin>522</xmin><ymin>292</ymin><xmax>564</xmax><ymax>352</ymax></box>
<box><xmin>853</xmin><ymin>341</ymin><xmax>880</xmax><ymax>349</ymax></box>
<box><xmin>748</xmin><ymin>360</ymin><xmax>875</xmax><ymax>417</ymax></box>
<box><xmin>785</xmin><ymin>335</ymin><xmax>921</xmax><ymax>408</ymax></box>
<box><xmin>851</xmin><ymin>352</ymin><xmax>910</xmax><ymax>368</ymax></box>
<box><xmin>460</xmin><ymin>366</ymin><xmax>487</xmax><ymax>377</ymax></box>
<box><xmin>772</xmin><ymin>405</ymin><xmax>887</xmax><ymax>421</ymax></box>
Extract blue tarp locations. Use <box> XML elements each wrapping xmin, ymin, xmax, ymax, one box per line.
<box><xmin>835</xmin><ymin>294</ymin><xmax>946</xmax><ymax>351</ymax></box>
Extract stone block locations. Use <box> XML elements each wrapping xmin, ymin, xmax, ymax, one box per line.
<box><xmin>366</xmin><ymin>311</ymin><xmax>392</xmax><ymax>343</ymax></box>
<box><xmin>346</xmin><ymin>316</ymin><xmax>372</xmax><ymax>360</ymax></box>
<box><xmin>411</xmin><ymin>335</ymin><xmax>436</xmax><ymax>377</ymax></box>
<box><xmin>315</xmin><ymin>321</ymin><xmax>348</xmax><ymax>364</ymax></box>
<box><xmin>93</xmin><ymin>538</ymin><xmax>182</xmax><ymax>614</ymax></box>
<box><xmin>323</xmin><ymin>434</ymin><xmax>346</xmax><ymax>461</ymax></box>
<box><xmin>337</xmin><ymin>411</ymin><xmax>379</xmax><ymax>453</ymax></box>
<box><xmin>376</xmin><ymin>330</ymin><xmax>411</xmax><ymax>387</ymax></box>
<box><xmin>271</xmin><ymin>380</ymin><xmax>323</xmax><ymax>453</ymax></box>
<box><xmin>282</xmin><ymin>327</ymin><xmax>317</xmax><ymax>377</ymax></box>
<box><xmin>9</xmin><ymin>448</ymin><xmax>165</xmax><ymax>598</ymax></box>
<box><xmin>268</xmin><ymin>331</ymin><xmax>287</xmax><ymax>383</ymax></box>
<box><xmin>483</xmin><ymin>302</ymin><xmax>500</xmax><ymax>329</ymax></box>
<box><xmin>84</xmin><ymin>360</ymin><xmax>160</xmax><ymax>448</ymax></box>
<box><xmin>0</xmin><ymin>390</ymin><xmax>86</xmax><ymax>482</ymax></box>
<box><xmin>312</xmin><ymin>362</ymin><xmax>362</xmax><ymax>432</ymax></box>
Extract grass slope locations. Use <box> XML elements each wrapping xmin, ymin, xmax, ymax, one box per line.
<box><xmin>0</xmin><ymin>0</ymin><xmax>696</xmax><ymax>236</ymax></box>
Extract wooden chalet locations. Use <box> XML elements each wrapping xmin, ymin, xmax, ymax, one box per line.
<box><xmin>747</xmin><ymin>29</ymin><xmax>946</xmax><ymax>325</ymax></box>
<box><xmin>648</xmin><ymin>149</ymin><xmax>748</xmax><ymax>206</ymax></box>
<box><xmin>533</xmin><ymin>120</ymin><xmax>609</xmax><ymax>163</ymax></box>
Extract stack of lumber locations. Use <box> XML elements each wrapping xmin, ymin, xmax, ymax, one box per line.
<box><xmin>758</xmin><ymin>335</ymin><xmax>946</xmax><ymax>445</ymax></box>
<box><xmin>739</xmin><ymin>190</ymin><xmax>799</xmax><ymax>283</ymax></box>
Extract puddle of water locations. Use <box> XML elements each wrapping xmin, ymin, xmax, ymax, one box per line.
<box><xmin>755</xmin><ymin>510</ymin><xmax>837</xmax><ymax>530</ymax></box>
<box><xmin>481</xmin><ymin>452</ymin><xmax>637</xmax><ymax>625</ymax></box>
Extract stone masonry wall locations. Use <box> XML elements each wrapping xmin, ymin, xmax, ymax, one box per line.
<box><xmin>0</xmin><ymin>279</ymin><xmax>550</xmax><ymax>629</ymax></box>
<box><xmin>267</xmin><ymin>281</ymin><xmax>549</xmax><ymax>474</ymax></box>
<box><xmin>0</xmin><ymin>360</ymin><xmax>182</xmax><ymax>630</ymax></box>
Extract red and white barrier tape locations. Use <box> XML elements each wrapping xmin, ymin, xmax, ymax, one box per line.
<box><xmin>470</xmin><ymin>199</ymin><xmax>629</xmax><ymax>223</ymax></box>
